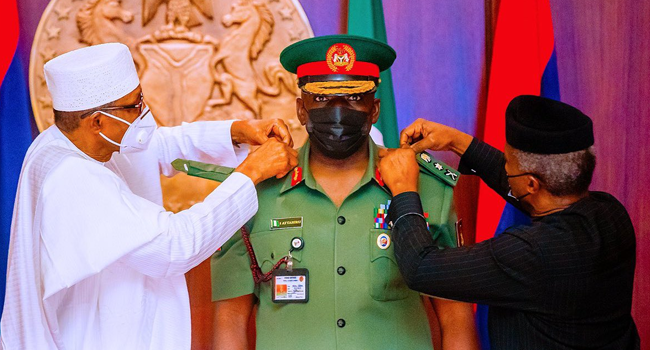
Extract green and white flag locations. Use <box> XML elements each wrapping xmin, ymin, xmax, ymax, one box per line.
<box><xmin>348</xmin><ymin>0</ymin><xmax>399</xmax><ymax>148</ymax></box>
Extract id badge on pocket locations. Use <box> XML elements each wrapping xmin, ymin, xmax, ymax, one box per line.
<box><xmin>272</xmin><ymin>268</ymin><xmax>309</xmax><ymax>303</ymax></box>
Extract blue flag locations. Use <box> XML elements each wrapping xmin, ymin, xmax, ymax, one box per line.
<box><xmin>0</xmin><ymin>44</ymin><xmax>35</xmax><ymax>315</ymax></box>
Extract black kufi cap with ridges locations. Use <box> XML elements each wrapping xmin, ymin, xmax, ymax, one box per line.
<box><xmin>506</xmin><ymin>95</ymin><xmax>594</xmax><ymax>154</ymax></box>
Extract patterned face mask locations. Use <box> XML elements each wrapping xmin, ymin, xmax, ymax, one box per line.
<box><xmin>306</xmin><ymin>105</ymin><xmax>371</xmax><ymax>159</ymax></box>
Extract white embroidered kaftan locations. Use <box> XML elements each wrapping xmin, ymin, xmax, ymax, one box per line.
<box><xmin>1</xmin><ymin>121</ymin><xmax>257</xmax><ymax>349</ymax></box>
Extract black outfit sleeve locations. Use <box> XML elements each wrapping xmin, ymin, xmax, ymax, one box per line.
<box><xmin>388</xmin><ymin>139</ymin><xmax>545</xmax><ymax>309</ymax></box>
<box><xmin>389</xmin><ymin>192</ymin><xmax>545</xmax><ymax>309</ymax></box>
<box><xmin>458</xmin><ymin>138</ymin><xmax>523</xmax><ymax>210</ymax></box>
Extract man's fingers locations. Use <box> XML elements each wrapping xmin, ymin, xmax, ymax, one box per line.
<box><xmin>273</xmin><ymin>144</ymin><xmax>299</xmax><ymax>179</ymax></box>
<box><xmin>284</xmin><ymin>146</ymin><xmax>298</xmax><ymax>165</ymax></box>
<box><xmin>287</xmin><ymin>145</ymin><xmax>298</xmax><ymax>157</ymax></box>
<box><xmin>400</xmin><ymin>127</ymin><xmax>415</xmax><ymax>146</ymax></box>
<box><xmin>276</xmin><ymin>161</ymin><xmax>296</xmax><ymax>179</ymax></box>
<box><xmin>276</xmin><ymin>169</ymin><xmax>289</xmax><ymax>179</ymax></box>
<box><xmin>252</xmin><ymin>130</ymin><xmax>270</xmax><ymax>145</ymax></box>
<box><xmin>267</xmin><ymin>120</ymin><xmax>294</xmax><ymax>147</ymax></box>
<box><xmin>399</xmin><ymin>132</ymin><xmax>408</xmax><ymax>146</ymax></box>
<box><xmin>409</xmin><ymin>139</ymin><xmax>430</xmax><ymax>153</ymax></box>
<box><xmin>289</xmin><ymin>155</ymin><xmax>299</xmax><ymax>169</ymax></box>
<box><xmin>377</xmin><ymin>148</ymin><xmax>389</xmax><ymax>158</ymax></box>
<box><xmin>269</xmin><ymin>124</ymin><xmax>290</xmax><ymax>144</ymax></box>
<box><xmin>400</xmin><ymin>125</ymin><xmax>424</xmax><ymax>147</ymax></box>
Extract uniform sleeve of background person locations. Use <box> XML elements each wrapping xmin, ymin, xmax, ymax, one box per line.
<box><xmin>389</xmin><ymin>192</ymin><xmax>546</xmax><ymax>310</ymax></box>
<box><xmin>210</xmin><ymin>220</ymin><xmax>257</xmax><ymax>301</ymax></box>
<box><xmin>39</xmin><ymin>156</ymin><xmax>258</xmax><ymax>300</ymax></box>
<box><xmin>154</xmin><ymin>120</ymin><xmax>249</xmax><ymax>177</ymax></box>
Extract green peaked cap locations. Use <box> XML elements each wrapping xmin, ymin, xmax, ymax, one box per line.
<box><xmin>280</xmin><ymin>34</ymin><xmax>396</xmax><ymax>74</ymax></box>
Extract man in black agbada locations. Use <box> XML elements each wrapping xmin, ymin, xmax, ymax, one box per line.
<box><xmin>377</xmin><ymin>95</ymin><xmax>639</xmax><ymax>349</ymax></box>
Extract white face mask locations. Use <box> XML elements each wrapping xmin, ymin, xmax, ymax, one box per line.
<box><xmin>98</xmin><ymin>105</ymin><xmax>156</xmax><ymax>154</ymax></box>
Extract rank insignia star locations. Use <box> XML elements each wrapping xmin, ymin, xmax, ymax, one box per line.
<box><xmin>434</xmin><ymin>162</ymin><xmax>443</xmax><ymax>171</ymax></box>
<box><xmin>444</xmin><ymin>169</ymin><xmax>458</xmax><ymax>181</ymax></box>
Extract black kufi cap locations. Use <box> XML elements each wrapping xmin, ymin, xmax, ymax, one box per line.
<box><xmin>506</xmin><ymin>95</ymin><xmax>594</xmax><ymax>154</ymax></box>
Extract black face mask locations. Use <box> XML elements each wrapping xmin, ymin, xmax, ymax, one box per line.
<box><xmin>306</xmin><ymin>106</ymin><xmax>371</xmax><ymax>159</ymax></box>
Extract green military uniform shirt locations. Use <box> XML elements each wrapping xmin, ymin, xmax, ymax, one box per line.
<box><xmin>211</xmin><ymin>139</ymin><xmax>459</xmax><ymax>349</ymax></box>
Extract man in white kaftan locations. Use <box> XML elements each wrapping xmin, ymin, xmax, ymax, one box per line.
<box><xmin>0</xmin><ymin>43</ymin><xmax>298</xmax><ymax>349</ymax></box>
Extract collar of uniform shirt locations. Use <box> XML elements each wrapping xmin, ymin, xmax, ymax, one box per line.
<box><xmin>279</xmin><ymin>138</ymin><xmax>389</xmax><ymax>195</ymax></box>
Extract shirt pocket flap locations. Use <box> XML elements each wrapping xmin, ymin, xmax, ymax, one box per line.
<box><xmin>369</xmin><ymin>229</ymin><xmax>396</xmax><ymax>264</ymax></box>
<box><xmin>250</xmin><ymin>229</ymin><xmax>304</xmax><ymax>270</ymax></box>
<box><xmin>368</xmin><ymin>228</ymin><xmax>409</xmax><ymax>301</ymax></box>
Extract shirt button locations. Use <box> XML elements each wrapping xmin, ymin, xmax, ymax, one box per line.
<box><xmin>337</xmin><ymin>319</ymin><xmax>346</xmax><ymax>328</ymax></box>
<box><xmin>337</xmin><ymin>266</ymin><xmax>346</xmax><ymax>275</ymax></box>
<box><xmin>337</xmin><ymin>216</ymin><xmax>346</xmax><ymax>225</ymax></box>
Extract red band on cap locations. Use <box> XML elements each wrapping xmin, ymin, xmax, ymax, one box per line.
<box><xmin>297</xmin><ymin>61</ymin><xmax>380</xmax><ymax>78</ymax></box>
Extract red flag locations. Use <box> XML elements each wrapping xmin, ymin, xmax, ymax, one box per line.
<box><xmin>0</xmin><ymin>0</ymin><xmax>20</xmax><ymax>84</ymax></box>
<box><xmin>475</xmin><ymin>0</ymin><xmax>556</xmax><ymax>243</ymax></box>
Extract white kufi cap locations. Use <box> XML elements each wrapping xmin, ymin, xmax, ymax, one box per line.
<box><xmin>44</xmin><ymin>43</ymin><xmax>140</xmax><ymax>112</ymax></box>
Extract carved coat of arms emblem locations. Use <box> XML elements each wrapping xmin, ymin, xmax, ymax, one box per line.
<box><xmin>30</xmin><ymin>0</ymin><xmax>313</xmax><ymax>212</ymax></box>
<box><xmin>31</xmin><ymin>0</ymin><xmax>312</xmax><ymax>133</ymax></box>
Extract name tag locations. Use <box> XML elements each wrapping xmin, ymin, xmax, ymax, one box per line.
<box><xmin>270</xmin><ymin>217</ymin><xmax>303</xmax><ymax>230</ymax></box>
<box><xmin>272</xmin><ymin>268</ymin><xmax>309</xmax><ymax>303</ymax></box>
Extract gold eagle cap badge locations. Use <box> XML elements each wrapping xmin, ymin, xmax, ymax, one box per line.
<box><xmin>326</xmin><ymin>43</ymin><xmax>356</xmax><ymax>73</ymax></box>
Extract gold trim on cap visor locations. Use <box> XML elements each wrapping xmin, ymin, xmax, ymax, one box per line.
<box><xmin>301</xmin><ymin>81</ymin><xmax>377</xmax><ymax>95</ymax></box>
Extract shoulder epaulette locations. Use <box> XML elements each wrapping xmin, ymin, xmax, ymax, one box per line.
<box><xmin>416</xmin><ymin>151</ymin><xmax>459</xmax><ymax>187</ymax></box>
<box><xmin>171</xmin><ymin>158</ymin><xmax>234</xmax><ymax>182</ymax></box>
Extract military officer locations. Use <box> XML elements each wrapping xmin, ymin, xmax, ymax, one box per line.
<box><xmin>209</xmin><ymin>35</ymin><xmax>479</xmax><ymax>349</ymax></box>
